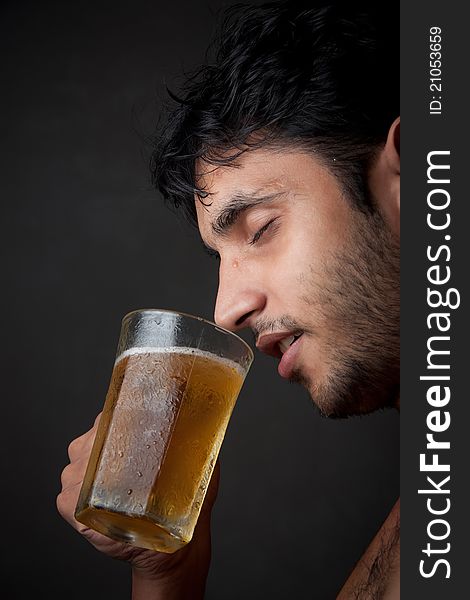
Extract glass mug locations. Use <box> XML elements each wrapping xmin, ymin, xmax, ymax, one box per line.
<box><xmin>75</xmin><ymin>309</ymin><xmax>253</xmax><ymax>553</ymax></box>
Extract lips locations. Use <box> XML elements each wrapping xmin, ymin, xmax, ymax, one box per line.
<box><xmin>256</xmin><ymin>331</ymin><xmax>296</xmax><ymax>358</ymax></box>
<box><xmin>256</xmin><ymin>331</ymin><xmax>303</xmax><ymax>378</ymax></box>
<box><xmin>278</xmin><ymin>334</ymin><xmax>303</xmax><ymax>378</ymax></box>
<box><xmin>278</xmin><ymin>334</ymin><xmax>302</xmax><ymax>354</ymax></box>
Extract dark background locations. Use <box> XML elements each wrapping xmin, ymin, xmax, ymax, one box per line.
<box><xmin>1</xmin><ymin>1</ymin><xmax>399</xmax><ymax>598</ymax></box>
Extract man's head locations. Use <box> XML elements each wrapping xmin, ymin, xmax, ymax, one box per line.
<box><xmin>151</xmin><ymin>0</ymin><xmax>400</xmax><ymax>417</ymax></box>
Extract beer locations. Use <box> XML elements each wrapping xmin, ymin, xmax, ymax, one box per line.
<box><xmin>75</xmin><ymin>347</ymin><xmax>244</xmax><ymax>553</ymax></box>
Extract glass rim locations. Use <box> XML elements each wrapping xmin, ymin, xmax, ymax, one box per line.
<box><xmin>122</xmin><ymin>308</ymin><xmax>254</xmax><ymax>360</ymax></box>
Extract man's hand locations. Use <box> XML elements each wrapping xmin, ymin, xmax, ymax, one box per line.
<box><xmin>57</xmin><ymin>413</ymin><xmax>219</xmax><ymax>599</ymax></box>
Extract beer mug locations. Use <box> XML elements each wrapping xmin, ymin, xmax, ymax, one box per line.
<box><xmin>75</xmin><ymin>309</ymin><xmax>253</xmax><ymax>553</ymax></box>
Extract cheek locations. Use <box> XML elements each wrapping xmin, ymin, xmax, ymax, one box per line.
<box><xmin>287</xmin><ymin>232</ymin><xmax>322</xmax><ymax>276</ymax></box>
<box><xmin>267</xmin><ymin>238</ymin><xmax>317</xmax><ymax>302</ymax></box>
<box><xmin>274</xmin><ymin>235</ymin><xmax>339</xmax><ymax>330</ymax></box>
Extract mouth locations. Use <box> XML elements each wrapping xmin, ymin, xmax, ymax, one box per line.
<box><xmin>256</xmin><ymin>331</ymin><xmax>304</xmax><ymax>378</ymax></box>
<box><xmin>278</xmin><ymin>333</ymin><xmax>303</xmax><ymax>355</ymax></box>
<box><xmin>277</xmin><ymin>334</ymin><xmax>303</xmax><ymax>379</ymax></box>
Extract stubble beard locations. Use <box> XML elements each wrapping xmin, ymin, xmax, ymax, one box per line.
<box><xmin>293</xmin><ymin>207</ymin><xmax>400</xmax><ymax>419</ymax></box>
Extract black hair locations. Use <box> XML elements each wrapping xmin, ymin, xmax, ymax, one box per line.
<box><xmin>150</xmin><ymin>0</ymin><xmax>399</xmax><ymax>225</ymax></box>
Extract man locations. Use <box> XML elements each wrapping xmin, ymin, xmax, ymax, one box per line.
<box><xmin>57</xmin><ymin>1</ymin><xmax>400</xmax><ymax>597</ymax></box>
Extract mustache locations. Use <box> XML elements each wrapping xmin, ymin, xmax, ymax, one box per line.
<box><xmin>251</xmin><ymin>315</ymin><xmax>307</xmax><ymax>344</ymax></box>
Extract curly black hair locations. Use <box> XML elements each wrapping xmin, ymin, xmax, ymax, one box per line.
<box><xmin>150</xmin><ymin>0</ymin><xmax>399</xmax><ymax>226</ymax></box>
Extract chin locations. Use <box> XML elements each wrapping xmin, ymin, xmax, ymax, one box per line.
<box><xmin>292</xmin><ymin>368</ymin><xmax>400</xmax><ymax>420</ymax></box>
<box><xmin>318</xmin><ymin>386</ymin><xmax>400</xmax><ymax>419</ymax></box>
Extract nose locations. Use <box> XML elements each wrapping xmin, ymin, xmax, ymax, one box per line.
<box><xmin>214</xmin><ymin>260</ymin><xmax>266</xmax><ymax>332</ymax></box>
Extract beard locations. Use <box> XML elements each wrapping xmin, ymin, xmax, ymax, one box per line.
<box><xmin>251</xmin><ymin>204</ymin><xmax>400</xmax><ymax>419</ymax></box>
<box><xmin>293</xmin><ymin>206</ymin><xmax>400</xmax><ymax>418</ymax></box>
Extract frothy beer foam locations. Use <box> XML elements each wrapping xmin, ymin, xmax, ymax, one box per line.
<box><xmin>115</xmin><ymin>346</ymin><xmax>245</xmax><ymax>376</ymax></box>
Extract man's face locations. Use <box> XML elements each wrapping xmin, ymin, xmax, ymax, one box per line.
<box><xmin>195</xmin><ymin>148</ymin><xmax>400</xmax><ymax>417</ymax></box>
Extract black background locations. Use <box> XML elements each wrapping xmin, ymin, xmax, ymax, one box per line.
<box><xmin>2</xmin><ymin>1</ymin><xmax>399</xmax><ymax>598</ymax></box>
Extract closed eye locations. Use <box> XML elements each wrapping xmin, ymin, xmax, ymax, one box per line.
<box><xmin>249</xmin><ymin>217</ymin><xmax>279</xmax><ymax>245</ymax></box>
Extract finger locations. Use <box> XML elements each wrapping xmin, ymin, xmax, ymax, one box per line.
<box><xmin>60</xmin><ymin>457</ymin><xmax>89</xmax><ymax>490</ymax></box>
<box><xmin>67</xmin><ymin>412</ymin><xmax>102</xmax><ymax>461</ymax></box>
<box><xmin>56</xmin><ymin>481</ymin><xmax>88</xmax><ymax>533</ymax></box>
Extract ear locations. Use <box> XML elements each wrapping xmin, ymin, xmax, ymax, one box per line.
<box><xmin>384</xmin><ymin>116</ymin><xmax>400</xmax><ymax>173</ymax></box>
<box><xmin>369</xmin><ymin>117</ymin><xmax>400</xmax><ymax>235</ymax></box>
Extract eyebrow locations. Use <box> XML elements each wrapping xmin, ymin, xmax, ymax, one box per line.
<box><xmin>200</xmin><ymin>190</ymin><xmax>286</xmax><ymax>257</ymax></box>
<box><xmin>211</xmin><ymin>191</ymin><xmax>285</xmax><ymax>237</ymax></box>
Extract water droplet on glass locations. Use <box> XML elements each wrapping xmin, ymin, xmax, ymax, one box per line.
<box><xmin>127</xmin><ymin>489</ymin><xmax>133</xmax><ymax>495</ymax></box>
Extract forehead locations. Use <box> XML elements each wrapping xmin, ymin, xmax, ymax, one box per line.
<box><xmin>196</xmin><ymin>149</ymin><xmax>285</xmax><ymax>200</ymax></box>
<box><xmin>194</xmin><ymin>148</ymin><xmax>337</xmax><ymax>231</ymax></box>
